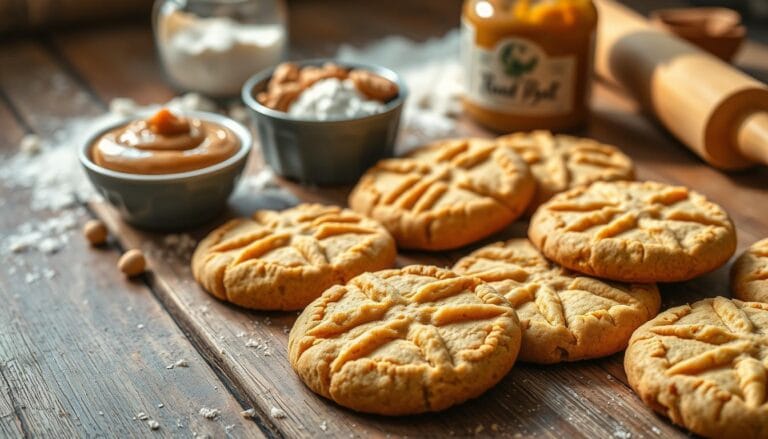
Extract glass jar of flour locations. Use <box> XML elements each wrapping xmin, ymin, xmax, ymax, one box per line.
<box><xmin>154</xmin><ymin>0</ymin><xmax>288</xmax><ymax>97</ymax></box>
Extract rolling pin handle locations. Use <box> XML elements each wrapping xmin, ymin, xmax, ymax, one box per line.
<box><xmin>737</xmin><ymin>112</ymin><xmax>768</xmax><ymax>167</ymax></box>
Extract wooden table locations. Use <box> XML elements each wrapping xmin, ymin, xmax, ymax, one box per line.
<box><xmin>1</xmin><ymin>1</ymin><xmax>767</xmax><ymax>437</ymax></box>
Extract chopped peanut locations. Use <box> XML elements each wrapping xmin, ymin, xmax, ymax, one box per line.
<box><xmin>83</xmin><ymin>220</ymin><xmax>108</xmax><ymax>246</ymax></box>
<box><xmin>118</xmin><ymin>249</ymin><xmax>146</xmax><ymax>277</ymax></box>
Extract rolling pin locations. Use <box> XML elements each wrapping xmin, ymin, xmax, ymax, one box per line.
<box><xmin>594</xmin><ymin>0</ymin><xmax>768</xmax><ymax>169</ymax></box>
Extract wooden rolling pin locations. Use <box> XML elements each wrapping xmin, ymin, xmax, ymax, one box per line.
<box><xmin>594</xmin><ymin>0</ymin><xmax>768</xmax><ymax>169</ymax></box>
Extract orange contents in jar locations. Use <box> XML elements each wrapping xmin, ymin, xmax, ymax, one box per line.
<box><xmin>461</xmin><ymin>0</ymin><xmax>597</xmax><ymax>132</ymax></box>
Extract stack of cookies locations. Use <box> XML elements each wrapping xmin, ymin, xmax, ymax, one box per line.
<box><xmin>190</xmin><ymin>131</ymin><xmax>768</xmax><ymax>437</ymax></box>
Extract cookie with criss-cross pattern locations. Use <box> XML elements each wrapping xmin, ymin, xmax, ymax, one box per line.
<box><xmin>191</xmin><ymin>204</ymin><xmax>396</xmax><ymax>310</ymax></box>
<box><xmin>528</xmin><ymin>181</ymin><xmax>736</xmax><ymax>282</ymax></box>
<box><xmin>731</xmin><ymin>238</ymin><xmax>768</xmax><ymax>303</ymax></box>
<box><xmin>497</xmin><ymin>131</ymin><xmax>635</xmax><ymax>214</ymax></box>
<box><xmin>348</xmin><ymin>138</ymin><xmax>535</xmax><ymax>250</ymax></box>
<box><xmin>288</xmin><ymin>265</ymin><xmax>521</xmax><ymax>415</ymax></box>
<box><xmin>625</xmin><ymin>297</ymin><xmax>768</xmax><ymax>438</ymax></box>
<box><xmin>453</xmin><ymin>239</ymin><xmax>660</xmax><ymax>363</ymax></box>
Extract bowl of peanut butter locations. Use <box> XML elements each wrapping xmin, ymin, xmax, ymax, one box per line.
<box><xmin>80</xmin><ymin>108</ymin><xmax>252</xmax><ymax>230</ymax></box>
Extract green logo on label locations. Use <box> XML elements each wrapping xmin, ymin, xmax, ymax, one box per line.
<box><xmin>500</xmin><ymin>43</ymin><xmax>538</xmax><ymax>78</ymax></box>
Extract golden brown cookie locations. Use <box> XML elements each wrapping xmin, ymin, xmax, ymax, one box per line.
<box><xmin>191</xmin><ymin>204</ymin><xmax>396</xmax><ymax>310</ymax></box>
<box><xmin>625</xmin><ymin>297</ymin><xmax>768</xmax><ymax>439</ymax></box>
<box><xmin>348</xmin><ymin>138</ymin><xmax>535</xmax><ymax>250</ymax></box>
<box><xmin>732</xmin><ymin>238</ymin><xmax>768</xmax><ymax>303</ymax></box>
<box><xmin>453</xmin><ymin>239</ymin><xmax>660</xmax><ymax>364</ymax></box>
<box><xmin>497</xmin><ymin>131</ymin><xmax>635</xmax><ymax>214</ymax></box>
<box><xmin>288</xmin><ymin>265</ymin><xmax>521</xmax><ymax>415</ymax></box>
<box><xmin>529</xmin><ymin>181</ymin><xmax>736</xmax><ymax>282</ymax></box>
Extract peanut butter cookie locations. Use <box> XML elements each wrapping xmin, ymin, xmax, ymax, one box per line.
<box><xmin>288</xmin><ymin>265</ymin><xmax>521</xmax><ymax>415</ymax></box>
<box><xmin>349</xmin><ymin>138</ymin><xmax>535</xmax><ymax>250</ymax></box>
<box><xmin>453</xmin><ymin>239</ymin><xmax>660</xmax><ymax>364</ymax></box>
<box><xmin>625</xmin><ymin>297</ymin><xmax>768</xmax><ymax>439</ymax></box>
<box><xmin>497</xmin><ymin>131</ymin><xmax>635</xmax><ymax>214</ymax></box>
<box><xmin>529</xmin><ymin>181</ymin><xmax>736</xmax><ymax>282</ymax></box>
<box><xmin>192</xmin><ymin>204</ymin><xmax>396</xmax><ymax>310</ymax></box>
<box><xmin>732</xmin><ymin>238</ymin><xmax>768</xmax><ymax>303</ymax></box>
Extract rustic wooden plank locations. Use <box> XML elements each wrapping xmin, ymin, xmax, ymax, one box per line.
<box><xmin>0</xmin><ymin>41</ymin><xmax>267</xmax><ymax>437</ymax></box>
<box><xmin>0</xmin><ymin>376</ymin><xmax>24</xmax><ymax>438</ymax></box>
<box><xmin>0</xmin><ymin>0</ymin><xmax>153</xmax><ymax>35</ymax></box>
<box><xmin>0</xmin><ymin>101</ymin><xmax>42</xmax><ymax>439</ymax></box>
<box><xmin>49</xmin><ymin>25</ymin><xmax>177</xmax><ymax>105</ymax></box>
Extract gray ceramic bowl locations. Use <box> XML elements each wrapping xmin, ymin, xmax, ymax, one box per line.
<box><xmin>79</xmin><ymin>110</ymin><xmax>252</xmax><ymax>230</ymax></box>
<box><xmin>242</xmin><ymin>59</ymin><xmax>407</xmax><ymax>185</ymax></box>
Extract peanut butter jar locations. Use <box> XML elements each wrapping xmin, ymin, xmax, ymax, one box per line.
<box><xmin>461</xmin><ymin>0</ymin><xmax>597</xmax><ymax>132</ymax></box>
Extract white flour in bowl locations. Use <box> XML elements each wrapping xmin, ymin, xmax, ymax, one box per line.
<box><xmin>288</xmin><ymin>78</ymin><xmax>385</xmax><ymax>120</ymax></box>
<box><xmin>158</xmin><ymin>12</ymin><xmax>286</xmax><ymax>96</ymax></box>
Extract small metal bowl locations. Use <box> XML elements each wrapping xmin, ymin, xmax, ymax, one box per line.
<box><xmin>79</xmin><ymin>110</ymin><xmax>252</xmax><ymax>230</ymax></box>
<box><xmin>242</xmin><ymin>59</ymin><xmax>407</xmax><ymax>185</ymax></box>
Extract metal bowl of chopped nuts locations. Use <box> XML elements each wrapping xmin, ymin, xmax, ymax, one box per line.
<box><xmin>242</xmin><ymin>59</ymin><xmax>407</xmax><ymax>185</ymax></box>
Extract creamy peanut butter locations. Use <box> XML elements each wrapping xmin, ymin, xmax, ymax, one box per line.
<box><xmin>92</xmin><ymin>109</ymin><xmax>239</xmax><ymax>175</ymax></box>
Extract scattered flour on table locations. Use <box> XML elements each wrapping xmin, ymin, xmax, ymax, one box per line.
<box><xmin>613</xmin><ymin>428</ymin><xmax>632</xmax><ymax>439</ymax></box>
<box><xmin>199</xmin><ymin>407</ymin><xmax>220</xmax><ymax>420</ymax></box>
<box><xmin>270</xmin><ymin>406</ymin><xmax>286</xmax><ymax>419</ymax></box>
<box><xmin>143</xmin><ymin>233</ymin><xmax>198</xmax><ymax>264</ymax></box>
<box><xmin>0</xmin><ymin>123</ymin><xmax>95</xmax><ymax>212</ymax></box>
<box><xmin>337</xmin><ymin>30</ymin><xmax>464</xmax><ymax>151</ymax></box>
<box><xmin>245</xmin><ymin>337</ymin><xmax>272</xmax><ymax>356</ymax></box>
<box><xmin>4</xmin><ymin>208</ymin><xmax>79</xmax><ymax>255</ymax></box>
<box><xmin>166</xmin><ymin>358</ymin><xmax>190</xmax><ymax>369</ymax></box>
<box><xmin>162</xmin><ymin>233</ymin><xmax>198</xmax><ymax>257</ymax></box>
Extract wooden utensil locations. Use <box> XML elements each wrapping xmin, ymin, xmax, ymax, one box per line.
<box><xmin>594</xmin><ymin>0</ymin><xmax>768</xmax><ymax>170</ymax></box>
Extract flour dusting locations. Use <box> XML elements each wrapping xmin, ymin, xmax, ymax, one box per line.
<box><xmin>337</xmin><ymin>30</ymin><xmax>464</xmax><ymax>151</ymax></box>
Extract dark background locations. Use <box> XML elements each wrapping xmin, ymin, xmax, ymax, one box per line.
<box><xmin>0</xmin><ymin>0</ymin><xmax>766</xmax><ymax>40</ymax></box>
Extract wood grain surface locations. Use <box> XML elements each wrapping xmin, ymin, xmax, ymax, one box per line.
<box><xmin>0</xmin><ymin>40</ymin><xmax>266</xmax><ymax>438</ymax></box>
<box><xmin>0</xmin><ymin>0</ymin><xmax>766</xmax><ymax>437</ymax></box>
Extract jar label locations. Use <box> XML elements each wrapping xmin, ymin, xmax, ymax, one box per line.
<box><xmin>462</xmin><ymin>20</ymin><xmax>576</xmax><ymax>116</ymax></box>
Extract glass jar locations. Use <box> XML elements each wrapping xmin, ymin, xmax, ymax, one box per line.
<box><xmin>153</xmin><ymin>0</ymin><xmax>288</xmax><ymax>97</ymax></box>
<box><xmin>461</xmin><ymin>0</ymin><xmax>597</xmax><ymax>132</ymax></box>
